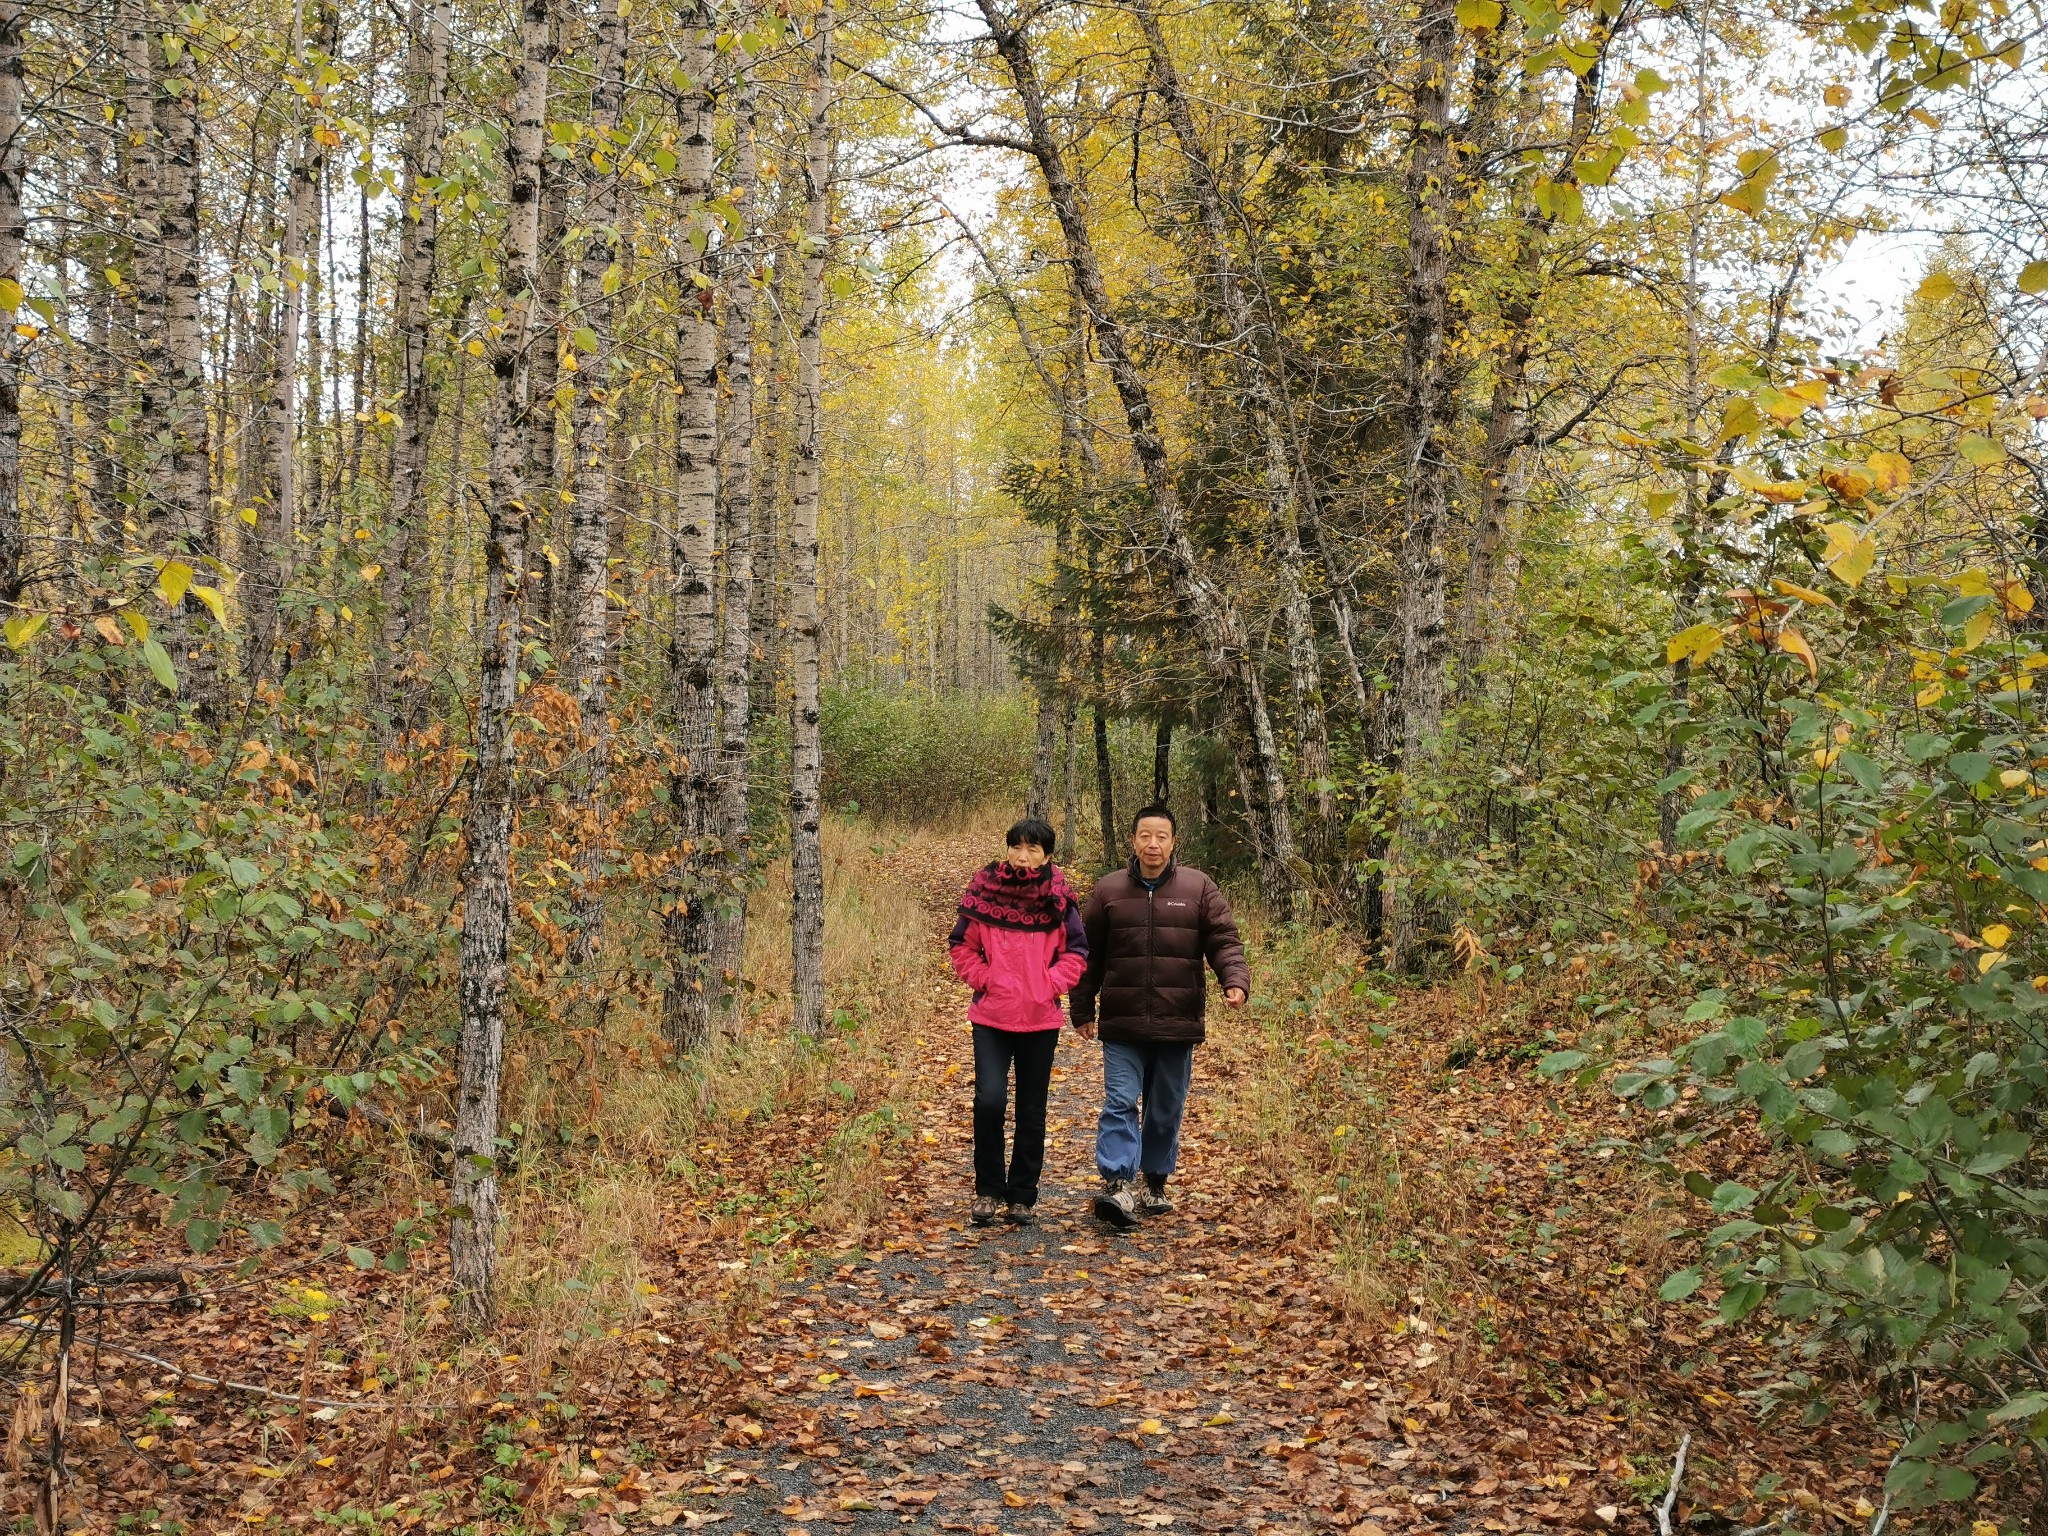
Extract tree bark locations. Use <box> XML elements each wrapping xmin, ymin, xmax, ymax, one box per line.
<box><xmin>158</xmin><ymin>3</ymin><xmax>217</xmax><ymax>710</ymax></box>
<box><xmin>977</xmin><ymin>0</ymin><xmax>1297</xmax><ymax>908</ymax></box>
<box><xmin>708</xmin><ymin>56</ymin><xmax>761</xmax><ymax>1017</ymax></box>
<box><xmin>1153</xmin><ymin>715</ymin><xmax>1172</xmax><ymax>805</ymax></box>
<box><xmin>662</xmin><ymin>0</ymin><xmax>721</xmax><ymax>1055</ymax></box>
<box><xmin>450</xmin><ymin>0</ymin><xmax>550</xmax><ymax>1325</ymax></box>
<box><xmin>0</xmin><ymin>0</ymin><xmax>22</xmax><ymax>611</ymax></box>
<box><xmin>564</xmin><ymin>0</ymin><xmax>628</xmax><ymax>966</ymax></box>
<box><xmin>247</xmin><ymin>0</ymin><xmax>333</xmax><ymax>686</ymax></box>
<box><xmin>1387</xmin><ymin>0</ymin><xmax>1461</xmax><ymax>965</ymax></box>
<box><xmin>119</xmin><ymin>0</ymin><xmax>165</xmax><ymax>566</ymax></box>
<box><xmin>527</xmin><ymin>151</ymin><xmax>568</xmax><ymax>642</ymax></box>
<box><xmin>788</xmin><ymin>0</ymin><xmax>833</xmax><ymax>1038</ymax></box>
<box><xmin>1394</xmin><ymin>0</ymin><xmax>1459</xmax><ymax>768</ymax></box>
<box><xmin>375</xmin><ymin>0</ymin><xmax>454</xmax><ymax>733</ymax></box>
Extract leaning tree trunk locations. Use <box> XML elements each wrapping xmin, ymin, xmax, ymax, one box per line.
<box><xmin>1388</xmin><ymin>0</ymin><xmax>1461</xmax><ymax>966</ymax></box>
<box><xmin>0</xmin><ymin>0</ymin><xmax>22</xmax><ymax>611</ymax></box>
<box><xmin>788</xmin><ymin>0</ymin><xmax>834</xmax><ymax>1039</ymax></box>
<box><xmin>374</xmin><ymin>0</ymin><xmax>454</xmax><ymax>734</ymax></box>
<box><xmin>977</xmin><ymin>0</ymin><xmax>1296</xmax><ymax>908</ymax></box>
<box><xmin>708</xmin><ymin>54</ymin><xmax>761</xmax><ymax>1017</ymax></box>
<box><xmin>661</xmin><ymin>0</ymin><xmax>721</xmax><ymax>1055</ymax></box>
<box><xmin>564</xmin><ymin>0</ymin><xmax>628</xmax><ymax>966</ymax></box>
<box><xmin>1128</xmin><ymin>0</ymin><xmax>1333</xmax><ymax>886</ymax></box>
<box><xmin>450</xmin><ymin>0</ymin><xmax>550</xmax><ymax>1325</ymax></box>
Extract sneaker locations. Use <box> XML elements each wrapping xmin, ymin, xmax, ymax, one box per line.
<box><xmin>1092</xmin><ymin>1177</ymin><xmax>1139</xmax><ymax>1230</ymax></box>
<box><xmin>1138</xmin><ymin>1175</ymin><xmax>1173</xmax><ymax>1217</ymax></box>
<box><xmin>1005</xmin><ymin>1202</ymin><xmax>1036</xmax><ymax>1226</ymax></box>
<box><xmin>970</xmin><ymin>1196</ymin><xmax>1000</xmax><ymax>1227</ymax></box>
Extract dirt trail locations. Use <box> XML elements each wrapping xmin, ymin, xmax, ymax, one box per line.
<box><xmin>635</xmin><ymin>838</ymin><xmax>1449</xmax><ymax>1536</ymax></box>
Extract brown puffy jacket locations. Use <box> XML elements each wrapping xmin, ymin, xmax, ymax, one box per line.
<box><xmin>1069</xmin><ymin>861</ymin><xmax>1249</xmax><ymax>1045</ymax></box>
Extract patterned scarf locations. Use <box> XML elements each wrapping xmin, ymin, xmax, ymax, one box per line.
<box><xmin>957</xmin><ymin>860</ymin><xmax>1073</xmax><ymax>933</ymax></box>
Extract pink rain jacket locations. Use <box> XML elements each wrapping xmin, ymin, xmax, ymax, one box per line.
<box><xmin>949</xmin><ymin>908</ymin><xmax>1089</xmax><ymax>1032</ymax></box>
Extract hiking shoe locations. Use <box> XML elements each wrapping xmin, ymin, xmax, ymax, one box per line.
<box><xmin>1005</xmin><ymin>1202</ymin><xmax>1036</xmax><ymax>1226</ymax></box>
<box><xmin>1138</xmin><ymin>1175</ymin><xmax>1173</xmax><ymax>1217</ymax></box>
<box><xmin>1093</xmin><ymin>1178</ymin><xmax>1139</xmax><ymax>1230</ymax></box>
<box><xmin>970</xmin><ymin>1196</ymin><xmax>1000</xmax><ymax>1227</ymax></box>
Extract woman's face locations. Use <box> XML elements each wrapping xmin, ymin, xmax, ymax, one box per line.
<box><xmin>1006</xmin><ymin>840</ymin><xmax>1050</xmax><ymax>872</ymax></box>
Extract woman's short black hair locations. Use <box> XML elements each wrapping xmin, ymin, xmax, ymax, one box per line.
<box><xmin>1007</xmin><ymin>817</ymin><xmax>1058</xmax><ymax>856</ymax></box>
<box><xmin>1130</xmin><ymin>802</ymin><xmax>1177</xmax><ymax>835</ymax></box>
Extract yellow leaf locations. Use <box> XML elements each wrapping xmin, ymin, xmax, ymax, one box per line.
<box><xmin>1823</xmin><ymin>522</ymin><xmax>1877</xmax><ymax>585</ymax></box>
<box><xmin>122</xmin><ymin>608</ymin><xmax>149</xmax><ymax>642</ymax></box>
<box><xmin>2002</xmin><ymin>770</ymin><xmax>2030</xmax><ymax>789</ymax></box>
<box><xmin>1002</xmin><ymin>1491</ymin><xmax>1028</xmax><ymax>1509</ymax></box>
<box><xmin>93</xmin><ymin>615</ymin><xmax>124</xmax><ymax>646</ymax></box>
<box><xmin>1824</xmin><ymin>83</ymin><xmax>1852</xmax><ymax>107</ymax></box>
<box><xmin>1867</xmin><ymin>450</ymin><xmax>1911</xmax><ymax>492</ymax></box>
<box><xmin>1973</xmin><ymin>1522</ymin><xmax>2001</xmax><ymax>1536</ymax></box>
<box><xmin>814</xmin><ymin>1371</ymin><xmax>839</xmax><ymax>1386</ymax></box>
<box><xmin>240</xmin><ymin>505</ymin><xmax>259</xmax><ymax>526</ymax></box>
<box><xmin>1919</xmin><ymin>271</ymin><xmax>1958</xmax><ymax>303</ymax></box>
<box><xmin>1985</xmin><ymin>924</ymin><xmax>2014</xmax><ymax>949</ymax></box>
<box><xmin>1819</xmin><ymin>126</ymin><xmax>1849</xmax><ymax>154</ymax></box>
<box><xmin>1666</xmin><ymin>623</ymin><xmax>1725</xmax><ymax>666</ymax></box>
<box><xmin>0</xmin><ymin>277</ymin><xmax>21</xmax><ymax>312</ymax></box>
<box><xmin>157</xmin><ymin>559</ymin><xmax>194</xmax><ymax>608</ymax></box>
<box><xmin>1811</xmin><ymin>747</ymin><xmax>1839</xmax><ymax>769</ymax></box>
<box><xmin>191</xmin><ymin>584</ymin><xmax>227</xmax><ymax>627</ymax></box>
<box><xmin>1979</xmin><ymin>950</ymin><xmax>2005</xmax><ymax>974</ymax></box>
<box><xmin>1917</xmin><ymin>680</ymin><xmax>1945</xmax><ymax>706</ymax></box>
<box><xmin>1138</xmin><ymin>1418</ymin><xmax>1166</xmax><ymax>1435</ymax></box>
<box><xmin>1203</xmin><ymin>1411</ymin><xmax>1235</xmax><ymax>1427</ymax></box>
<box><xmin>1777</xmin><ymin>626</ymin><xmax>1818</xmax><ymax>680</ymax></box>
<box><xmin>1772</xmin><ymin>578</ymin><xmax>1835</xmax><ymax>608</ymax></box>
<box><xmin>359</xmin><ymin>563</ymin><xmax>382</xmax><ymax>582</ymax></box>
<box><xmin>2022</xmin><ymin>262</ymin><xmax>2048</xmax><ymax>296</ymax></box>
<box><xmin>1964</xmin><ymin>606</ymin><xmax>1995</xmax><ymax>651</ymax></box>
<box><xmin>1955</xmin><ymin>568</ymin><xmax>1994</xmax><ymax>598</ymax></box>
<box><xmin>1997</xmin><ymin>579</ymin><xmax>2036</xmax><ymax>618</ymax></box>
<box><xmin>1960</xmin><ymin>434</ymin><xmax>2006</xmax><ymax>467</ymax></box>
<box><xmin>1455</xmin><ymin>0</ymin><xmax>1504</xmax><ymax>26</ymax></box>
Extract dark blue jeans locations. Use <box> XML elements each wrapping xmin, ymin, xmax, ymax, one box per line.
<box><xmin>1095</xmin><ymin>1039</ymin><xmax>1195</xmax><ymax>1182</ymax></box>
<box><xmin>972</xmin><ymin>1025</ymin><xmax>1059</xmax><ymax>1205</ymax></box>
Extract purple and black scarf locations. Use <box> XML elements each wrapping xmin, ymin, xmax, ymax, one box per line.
<box><xmin>957</xmin><ymin>860</ymin><xmax>1074</xmax><ymax>933</ymax></box>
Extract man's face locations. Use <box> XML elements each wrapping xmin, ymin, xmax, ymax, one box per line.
<box><xmin>1132</xmin><ymin>817</ymin><xmax>1176</xmax><ymax>873</ymax></box>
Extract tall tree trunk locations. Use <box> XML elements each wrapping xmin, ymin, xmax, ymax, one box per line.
<box><xmin>1395</xmin><ymin>0</ymin><xmax>1459</xmax><ymax>766</ymax></box>
<box><xmin>977</xmin><ymin>0</ymin><xmax>1297</xmax><ymax>908</ymax></box>
<box><xmin>708</xmin><ymin>57</ymin><xmax>761</xmax><ymax>1017</ymax></box>
<box><xmin>159</xmin><ymin>5</ymin><xmax>216</xmax><ymax>710</ymax></box>
<box><xmin>527</xmin><ymin>154</ymin><xmax>567</xmax><ymax>642</ymax></box>
<box><xmin>0</xmin><ymin>0</ymin><xmax>22</xmax><ymax>611</ymax></box>
<box><xmin>120</xmin><ymin>0</ymin><xmax>164</xmax><ymax>560</ymax></box>
<box><xmin>1388</xmin><ymin>0</ymin><xmax>1461</xmax><ymax>964</ymax></box>
<box><xmin>1153</xmin><ymin>715</ymin><xmax>1172</xmax><ymax>805</ymax></box>
<box><xmin>375</xmin><ymin>0</ymin><xmax>453</xmax><ymax>733</ymax></box>
<box><xmin>450</xmin><ymin>0</ymin><xmax>550</xmax><ymax>1325</ymax></box>
<box><xmin>788</xmin><ymin>0</ymin><xmax>833</xmax><ymax>1038</ymax></box>
<box><xmin>248</xmin><ymin>1</ymin><xmax>332</xmax><ymax>685</ymax></box>
<box><xmin>564</xmin><ymin>0</ymin><xmax>628</xmax><ymax>965</ymax></box>
<box><xmin>661</xmin><ymin>0</ymin><xmax>721</xmax><ymax>1054</ymax></box>
<box><xmin>1127</xmin><ymin>0</ymin><xmax>1333</xmax><ymax>889</ymax></box>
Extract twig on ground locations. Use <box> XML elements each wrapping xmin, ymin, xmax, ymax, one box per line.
<box><xmin>1655</xmin><ymin>1432</ymin><xmax>1692</xmax><ymax>1536</ymax></box>
<box><xmin>1</xmin><ymin>1318</ymin><xmax>452</xmax><ymax>1412</ymax></box>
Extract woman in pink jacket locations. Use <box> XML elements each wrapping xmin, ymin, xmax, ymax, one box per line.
<box><xmin>948</xmin><ymin>817</ymin><xmax>1089</xmax><ymax>1226</ymax></box>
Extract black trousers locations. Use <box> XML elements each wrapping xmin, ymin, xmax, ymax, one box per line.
<box><xmin>971</xmin><ymin>1024</ymin><xmax>1059</xmax><ymax>1204</ymax></box>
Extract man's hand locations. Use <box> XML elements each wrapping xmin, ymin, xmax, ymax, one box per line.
<box><xmin>1072</xmin><ymin>1020</ymin><xmax>1097</xmax><ymax>1040</ymax></box>
<box><xmin>1223</xmin><ymin>988</ymin><xmax>1248</xmax><ymax>1008</ymax></box>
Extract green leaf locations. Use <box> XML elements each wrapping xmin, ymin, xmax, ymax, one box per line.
<box><xmin>1538</xmin><ymin>1049</ymin><xmax>1590</xmax><ymax>1077</ymax></box>
<box><xmin>249</xmin><ymin>1218</ymin><xmax>285</xmax><ymax>1249</ymax></box>
<box><xmin>1959</xmin><ymin>434</ymin><xmax>2006</xmax><ymax>467</ymax></box>
<box><xmin>347</xmin><ymin>1245</ymin><xmax>376</xmax><ymax>1270</ymax></box>
<box><xmin>1659</xmin><ymin>1268</ymin><xmax>1703</xmax><ymax>1301</ymax></box>
<box><xmin>142</xmin><ymin>635</ymin><xmax>178</xmax><ymax>693</ymax></box>
<box><xmin>186</xmin><ymin>1218</ymin><xmax>222</xmax><ymax>1254</ymax></box>
<box><xmin>1455</xmin><ymin>0</ymin><xmax>1504</xmax><ymax>27</ymax></box>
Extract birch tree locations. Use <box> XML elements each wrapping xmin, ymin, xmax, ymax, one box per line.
<box><xmin>450</xmin><ymin>0</ymin><xmax>551</xmax><ymax>1322</ymax></box>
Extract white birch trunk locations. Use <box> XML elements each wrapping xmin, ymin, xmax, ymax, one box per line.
<box><xmin>788</xmin><ymin>0</ymin><xmax>834</xmax><ymax>1038</ymax></box>
<box><xmin>450</xmin><ymin>0</ymin><xmax>550</xmax><ymax>1324</ymax></box>
<box><xmin>662</xmin><ymin>1</ymin><xmax>721</xmax><ymax>1053</ymax></box>
<box><xmin>565</xmin><ymin>0</ymin><xmax>628</xmax><ymax>965</ymax></box>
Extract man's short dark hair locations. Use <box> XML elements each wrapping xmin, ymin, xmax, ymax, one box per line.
<box><xmin>1130</xmin><ymin>803</ymin><xmax>1177</xmax><ymax>835</ymax></box>
<box><xmin>1007</xmin><ymin>816</ymin><xmax>1058</xmax><ymax>856</ymax></box>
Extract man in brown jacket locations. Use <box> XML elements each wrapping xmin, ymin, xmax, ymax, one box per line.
<box><xmin>1070</xmin><ymin>804</ymin><xmax>1249</xmax><ymax>1228</ymax></box>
